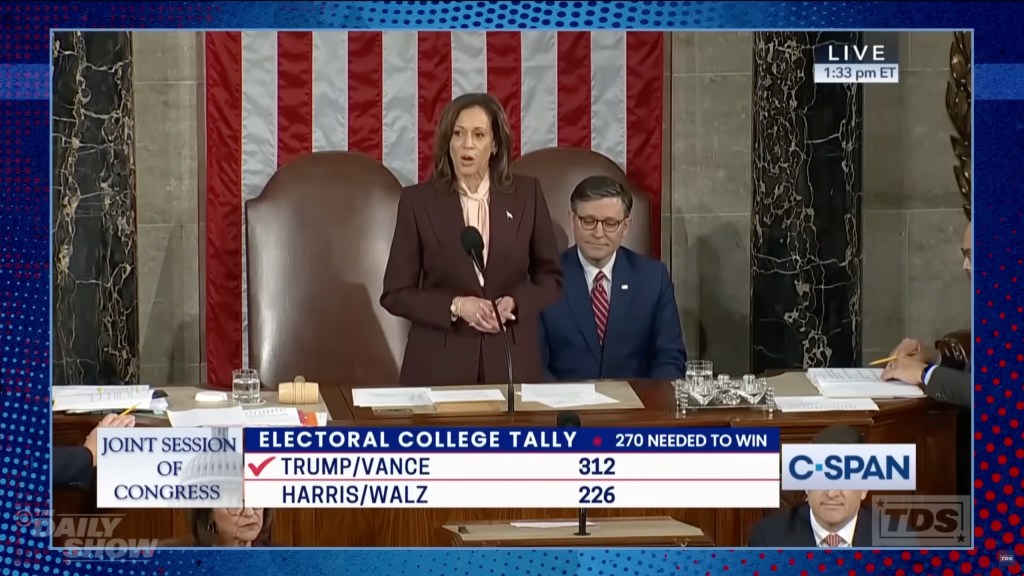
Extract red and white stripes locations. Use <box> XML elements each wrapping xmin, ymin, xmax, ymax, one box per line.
<box><xmin>204</xmin><ymin>30</ymin><xmax>664</xmax><ymax>388</ymax></box>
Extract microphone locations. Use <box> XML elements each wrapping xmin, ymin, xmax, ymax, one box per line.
<box><xmin>557</xmin><ymin>411</ymin><xmax>588</xmax><ymax>536</ymax></box>
<box><xmin>556</xmin><ymin>411</ymin><xmax>581</xmax><ymax>429</ymax></box>
<box><xmin>460</xmin><ymin>226</ymin><xmax>515</xmax><ymax>414</ymax></box>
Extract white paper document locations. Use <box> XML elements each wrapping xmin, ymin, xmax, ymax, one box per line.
<box><xmin>352</xmin><ymin>387</ymin><xmax>431</xmax><ymax>407</ymax></box>
<box><xmin>53</xmin><ymin>385</ymin><xmax>151</xmax><ymax>398</ymax></box>
<box><xmin>520</xmin><ymin>383</ymin><xmax>619</xmax><ymax>408</ymax></box>
<box><xmin>807</xmin><ymin>368</ymin><xmax>925</xmax><ymax>398</ymax></box>
<box><xmin>244</xmin><ymin>407</ymin><xmax>302</xmax><ymax>426</ymax></box>
<box><xmin>67</xmin><ymin>396</ymin><xmax>169</xmax><ymax>415</ymax></box>
<box><xmin>166</xmin><ymin>406</ymin><xmax>305</xmax><ymax>427</ymax></box>
<box><xmin>510</xmin><ymin>521</ymin><xmax>595</xmax><ymax>529</ymax></box>
<box><xmin>427</xmin><ymin>389</ymin><xmax>506</xmax><ymax>403</ymax></box>
<box><xmin>774</xmin><ymin>396</ymin><xmax>880</xmax><ymax>412</ymax></box>
<box><xmin>52</xmin><ymin>389</ymin><xmax>155</xmax><ymax>412</ymax></box>
<box><xmin>167</xmin><ymin>406</ymin><xmax>246</xmax><ymax>428</ymax></box>
<box><xmin>536</xmin><ymin>392</ymin><xmax>619</xmax><ymax>408</ymax></box>
<box><xmin>522</xmin><ymin>383</ymin><xmax>594</xmax><ymax>398</ymax></box>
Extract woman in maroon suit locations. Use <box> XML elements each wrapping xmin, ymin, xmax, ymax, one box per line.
<box><xmin>381</xmin><ymin>92</ymin><xmax>563</xmax><ymax>386</ymax></box>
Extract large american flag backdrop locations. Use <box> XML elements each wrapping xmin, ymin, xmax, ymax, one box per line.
<box><xmin>204</xmin><ymin>31</ymin><xmax>665</xmax><ymax>387</ymax></box>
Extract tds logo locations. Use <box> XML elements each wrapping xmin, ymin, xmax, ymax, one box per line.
<box><xmin>781</xmin><ymin>444</ymin><xmax>916</xmax><ymax>490</ymax></box>
<box><xmin>872</xmin><ymin>496</ymin><xmax>971</xmax><ymax>547</ymax></box>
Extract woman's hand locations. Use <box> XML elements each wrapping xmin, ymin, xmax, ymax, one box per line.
<box><xmin>495</xmin><ymin>296</ymin><xmax>517</xmax><ymax>323</ymax></box>
<box><xmin>456</xmin><ymin>297</ymin><xmax>501</xmax><ymax>333</ymax></box>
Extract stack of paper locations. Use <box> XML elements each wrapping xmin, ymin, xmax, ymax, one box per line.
<box><xmin>806</xmin><ymin>368</ymin><xmax>925</xmax><ymax>399</ymax></box>
<box><xmin>774</xmin><ymin>396</ymin><xmax>880</xmax><ymax>412</ymax></box>
<box><xmin>167</xmin><ymin>406</ymin><xmax>245</xmax><ymax>427</ymax></box>
<box><xmin>54</xmin><ymin>385</ymin><xmax>152</xmax><ymax>397</ymax></box>
<box><xmin>244</xmin><ymin>407</ymin><xmax>304</xmax><ymax>427</ymax></box>
<box><xmin>352</xmin><ymin>387</ymin><xmax>431</xmax><ymax>407</ymax></box>
<box><xmin>520</xmin><ymin>383</ymin><xmax>618</xmax><ymax>408</ymax></box>
<box><xmin>427</xmin><ymin>389</ymin><xmax>506</xmax><ymax>403</ymax></box>
<box><xmin>52</xmin><ymin>385</ymin><xmax>156</xmax><ymax>412</ymax></box>
<box><xmin>166</xmin><ymin>406</ymin><xmax>313</xmax><ymax>428</ymax></box>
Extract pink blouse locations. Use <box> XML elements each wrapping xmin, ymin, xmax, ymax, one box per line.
<box><xmin>457</xmin><ymin>176</ymin><xmax>490</xmax><ymax>286</ymax></box>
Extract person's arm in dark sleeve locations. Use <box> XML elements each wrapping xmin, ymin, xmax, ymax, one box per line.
<box><xmin>922</xmin><ymin>365</ymin><xmax>971</xmax><ymax>407</ymax></box>
<box><xmin>53</xmin><ymin>445</ymin><xmax>96</xmax><ymax>490</ymax></box>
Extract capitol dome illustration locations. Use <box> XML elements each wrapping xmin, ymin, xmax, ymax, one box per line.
<box><xmin>179</xmin><ymin>427</ymin><xmax>244</xmax><ymax>506</ymax></box>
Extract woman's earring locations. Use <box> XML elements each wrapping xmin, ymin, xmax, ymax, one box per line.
<box><xmin>207</xmin><ymin>521</ymin><xmax>216</xmax><ymax>534</ymax></box>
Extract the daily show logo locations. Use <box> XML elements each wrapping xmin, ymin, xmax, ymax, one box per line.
<box><xmin>781</xmin><ymin>444</ymin><xmax>916</xmax><ymax>490</ymax></box>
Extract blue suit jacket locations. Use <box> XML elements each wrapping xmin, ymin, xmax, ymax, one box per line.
<box><xmin>539</xmin><ymin>246</ymin><xmax>686</xmax><ymax>381</ymax></box>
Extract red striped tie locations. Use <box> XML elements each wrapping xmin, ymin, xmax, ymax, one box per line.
<box><xmin>592</xmin><ymin>271</ymin><xmax>609</xmax><ymax>345</ymax></box>
<box><xmin>824</xmin><ymin>533</ymin><xmax>843</xmax><ymax>547</ymax></box>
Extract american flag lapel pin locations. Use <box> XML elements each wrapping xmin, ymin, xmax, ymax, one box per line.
<box><xmin>621</xmin><ymin>284</ymin><xmax>629</xmax><ymax>290</ymax></box>
<box><xmin>506</xmin><ymin>210</ymin><xmax>513</xmax><ymax>220</ymax></box>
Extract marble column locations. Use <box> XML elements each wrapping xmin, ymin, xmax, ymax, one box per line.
<box><xmin>749</xmin><ymin>32</ymin><xmax>863</xmax><ymax>372</ymax></box>
<box><xmin>52</xmin><ymin>31</ymin><xmax>140</xmax><ymax>386</ymax></box>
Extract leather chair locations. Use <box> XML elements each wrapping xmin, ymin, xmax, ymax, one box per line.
<box><xmin>512</xmin><ymin>147</ymin><xmax>652</xmax><ymax>257</ymax></box>
<box><xmin>936</xmin><ymin>329</ymin><xmax>971</xmax><ymax>370</ymax></box>
<box><xmin>245</xmin><ymin>151</ymin><xmax>409</xmax><ymax>390</ymax></box>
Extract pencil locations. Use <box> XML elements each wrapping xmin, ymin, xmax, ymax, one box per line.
<box><xmin>119</xmin><ymin>403</ymin><xmax>139</xmax><ymax>416</ymax></box>
<box><xmin>868</xmin><ymin>355</ymin><xmax>897</xmax><ymax>366</ymax></box>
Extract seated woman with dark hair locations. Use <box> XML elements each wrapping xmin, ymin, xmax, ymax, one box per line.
<box><xmin>188</xmin><ymin>507</ymin><xmax>273</xmax><ymax>547</ymax></box>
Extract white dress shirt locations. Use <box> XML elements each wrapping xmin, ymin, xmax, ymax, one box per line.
<box><xmin>809</xmin><ymin>508</ymin><xmax>858</xmax><ymax>548</ymax></box>
<box><xmin>578</xmin><ymin>249</ymin><xmax>616</xmax><ymax>302</ymax></box>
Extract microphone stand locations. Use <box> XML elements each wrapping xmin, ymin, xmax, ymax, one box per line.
<box><xmin>575</xmin><ymin>508</ymin><xmax>589</xmax><ymax>537</ymax></box>
<box><xmin>470</xmin><ymin>253</ymin><xmax>515</xmax><ymax>415</ymax></box>
<box><xmin>557</xmin><ymin>411</ymin><xmax>589</xmax><ymax>537</ymax></box>
<box><xmin>489</xmin><ymin>298</ymin><xmax>515</xmax><ymax>415</ymax></box>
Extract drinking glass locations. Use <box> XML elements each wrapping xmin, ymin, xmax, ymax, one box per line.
<box><xmin>686</xmin><ymin>360</ymin><xmax>713</xmax><ymax>384</ymax></box>
<box><xmin>739</xmin><ymin>376</ymin><xmax>768</xmax><ymax>404</ymax></box>
<box><xmin>232</xmin><ymin>368</ymin><xmax>261</xmax><ymax>405</ymax></box>
<box><xmin>687</xmin><ymin>379</ymin><xmax>716</xmax><ymax>406</ymax></box>
<box><xmin>713</xmin><ymin>374</ymin><xmax>738</xmax><ymax>405</ymax></box>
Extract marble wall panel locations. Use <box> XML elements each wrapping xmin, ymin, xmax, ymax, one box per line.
<box><xmin>52</xmin><ymin>31</ymin><xmax>140</xmax><ymax>386</ymax></box>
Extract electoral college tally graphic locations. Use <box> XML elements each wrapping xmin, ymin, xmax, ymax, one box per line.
<box><xmin>242</xmin><ymin>427</ymin><xmax>782</xmax><ymax>508</ymax></box>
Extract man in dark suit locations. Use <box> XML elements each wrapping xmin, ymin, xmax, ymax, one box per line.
<box><xmin>748</xmin><ymin>425</ymin><xmax>874</xmax><ymax>548</ymax></box>
<box><xmin>54</xmin><ymin>413</ymin><xmax>135</xmax><ymax>489</ymax></box>
<box><xmin>539</xmin><ymin>176</ymin><xmax>686</xmax><ymax>381</ymax></box>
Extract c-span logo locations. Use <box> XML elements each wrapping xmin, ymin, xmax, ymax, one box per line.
<box><xmin>781</xmin><ymin>444</ymin><xmax>916</xmax><ymax>490</ymax></box>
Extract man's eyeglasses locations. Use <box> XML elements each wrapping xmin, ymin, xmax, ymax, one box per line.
<box><xmin>962</xmin><ymin>248</ymin><xmax>972</xmax><ymax>261</ymax></box>
<box><xmin>575</xmin><ymin>213</ymin><xmax>625</xmax><ymax>233</ymax></box>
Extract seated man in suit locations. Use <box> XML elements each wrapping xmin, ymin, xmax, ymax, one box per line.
<box><xmin>539</xmin><ymin>176</ymin><xmax>686</xmax><ymax>381</ymax></box>
<box><xmin>881</xmin><ymin>221</ymin><xmax>971</xmax><ymax>407</ymax></box>
<box><xmin>748</xmin><ymin>425</ymin><xmax>874</xmax><ymax>547</ymax></box>
<box><xmin>54</xmin><ymin>413</ymin><xmax>135</xmax><ymax>489</ymax></box>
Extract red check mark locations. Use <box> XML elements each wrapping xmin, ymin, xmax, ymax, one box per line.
<box><xmin>247</xmin><ymin>456</ymin><xmax>275</xmax><ymax>477</ymax></box>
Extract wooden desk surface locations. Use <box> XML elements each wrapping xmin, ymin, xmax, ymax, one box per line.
<box><xmin>327</xmin><ymin>379</ymin><xmax>926</xmax><ymax>429</ymax></box>
<box><xmin>444</xmin><ymin>516</ymin><xmax>715</xmax><ymax>547</ymax></box>
<box><xmin>53</xmin><ymin>379</ymin><xmax>961</xmax><ymax>548</ymax></box>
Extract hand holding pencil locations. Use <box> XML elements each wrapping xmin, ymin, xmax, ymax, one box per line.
<box><xmin>869</xmin><ymin>338</ymin><xmax>940</xmax><ymax>367</ymax></box>
<box><xmin>84</xmin><ymin>412</ymin><xmax>137</xmax><ymax>466</ymax></box>
<box><xmin>872</xmin><ymin>337</ymin><xmax>939</xmax><ymax>386</ymax></box>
